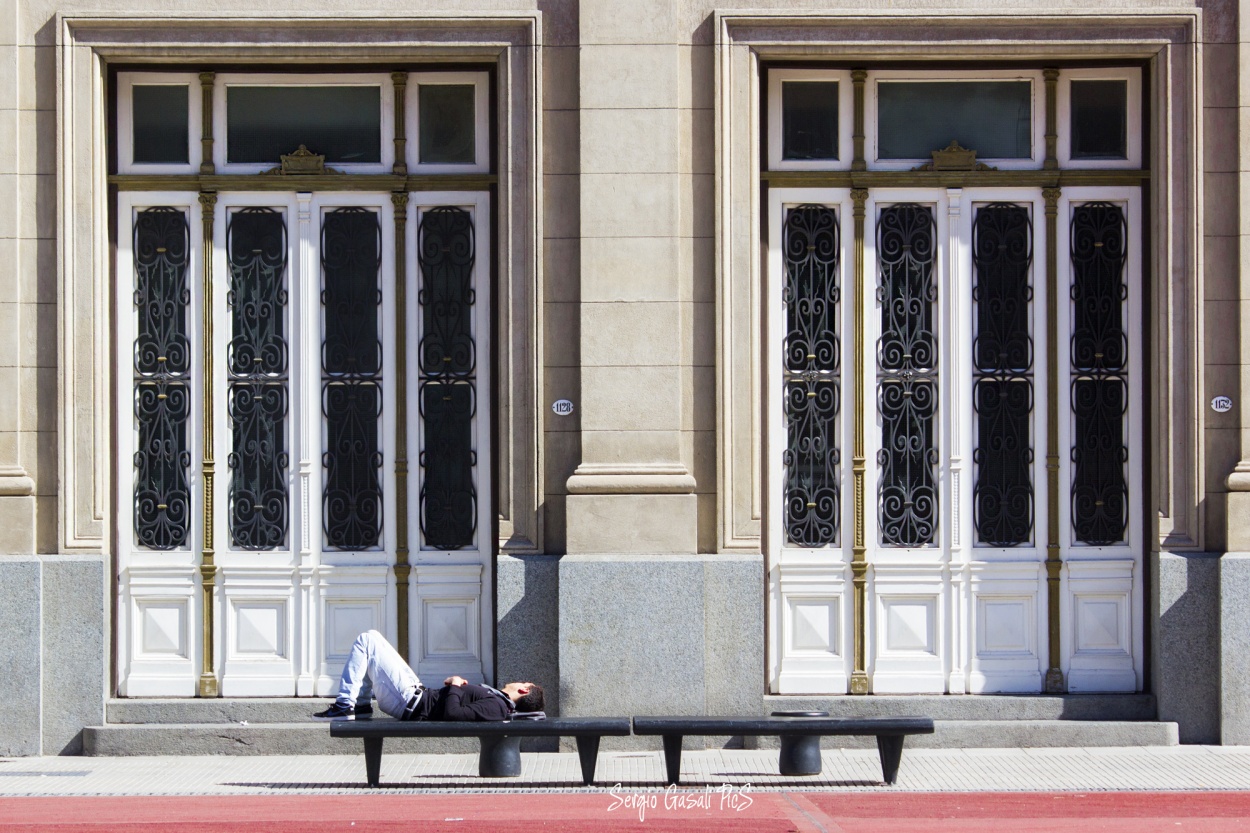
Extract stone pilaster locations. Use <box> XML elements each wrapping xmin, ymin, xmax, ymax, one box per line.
<box><xmin>565</xmin><ymin>0</ymin><xmax>698</xmax><ymax>553</ymax></box>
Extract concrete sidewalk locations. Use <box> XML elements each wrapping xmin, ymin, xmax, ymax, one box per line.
<box><xmin>2</xmin><ymin>746</ymin><xmax>1250</xmax><ymax>796</ymax></box>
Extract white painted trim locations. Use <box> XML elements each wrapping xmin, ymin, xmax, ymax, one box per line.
<box><xmin>408</xmin><ymin>71</ymin><xmax>491</xmax><ymax>175</ymax></box>
<box><xmin>868</xmin><ymin>564</ymin><xmax>947</xmax><ymax>694</ymax></box>
<box><xmin>1055</xmin><ymin>186</ymin><xmax>1143</xmax><ymax>692</ymax></box>
<box><xmin>766</xmin><ymin>188</ymin><xmax>853</xmax><ymax>693</ymax></box>
<box><xmin>967</xmin><ymin>561</ymin><xmax>1046</xmax><ymax>693</ymax></box>
<box><xmin>116</xmin><ymin>72</ymin><xmax>202</xmax><ymax>175</ymax></box>
<box><xmin>765</xmin><ymin>69</ymin><xmax>854</xmax><ymax>172</ymax></box>
<box><xmin>413</xmin><ymin>564</ymin><xmax>487</xmax><ymax>684</ymax></box>
<box><xmin>115</xmin><ymin>193</ymin><xmax>203</xmax><ymax>697</ymax></box>
<box><xmin>314</xmin><ymin>564</ymin><xmax>392</xmax><ymax>695</ymax></box>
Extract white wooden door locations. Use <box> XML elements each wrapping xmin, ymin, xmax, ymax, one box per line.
<box><xmin>767</xmin><ymin>186</ymin><xmax>1142</xmax><ymax>694</ymax></box>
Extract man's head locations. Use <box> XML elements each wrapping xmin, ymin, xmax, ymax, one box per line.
<box><xmin>501</xmin><ymin>681</ymin><xmax>544</xmax><ymax>712</ymax></box>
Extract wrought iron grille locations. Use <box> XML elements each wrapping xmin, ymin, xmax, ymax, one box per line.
<box><xmin>876</xmin><ymin>203</ymin><xmax>938</xmax><ymax>546</ymax></box>
<box><xmin>971</xmin><ymin>203</ymin><xmax>1034</xmax><ymax>546</ymax></box>
<box><xmin>417</xmin><ymin>206</ymin><xmax>477</xmax><ymax>549</ymax></box>
<box><xmin>133</xmin><ymin>207</ymin><xmax>192</xmax><ymax>550</ymax></box>
<box><xmin>782</xmin><ymin>205</ymin><xmax>841</xmax><ymax>547</ymax></box>
<box><xmin>226</xmin><ymin>207</ymin><xmax>290</xmax><ymax>550</ymax></box>
<box><xmin>1070</xmin><ymin>202</ymin><xmax>1129</xmax><ymax>545</ymax></box>
<box><xmin>321</xmin><ymin>208</ymin><xmax>384</xmax><ymax>550</ymax></box>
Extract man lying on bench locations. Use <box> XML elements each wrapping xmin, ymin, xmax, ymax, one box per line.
<box><xmin>312</xmin><ymin>629</ymin><xmax>544</xmax><ymax>722</ymax></box>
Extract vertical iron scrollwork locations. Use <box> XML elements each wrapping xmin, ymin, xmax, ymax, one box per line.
<box><xmin>417</xmin><ymin>206</ymin><xmax>477</xmax><ymax>549</ymax></box>
<box><xmin>876</xmin><ymin>204</ymin><xmax>938</xmax><ymax>546</ymax></box>
<box><xmin>972</xmin><ymin>203</ymin><xmax>1035</xmax><ymax>546</ymax></box>
<box><xmin>322</xmin><ymin>208</ymin><xmax>384</xmax><ymax>550</ymax></box>
<box><xmin>782</xmin><ymin>205</ymin><xmax>841</xmax><ymax>548</ymax></box>
<box><xmin>1069</xmin><ymin>202</ymin><xmax>1128</xmax><ymax>545</ymax></box>
<box><xmin>133</xmin><ymin>207</ymin><xmax>192</xmax><ymax>549</ymax></box>
<box><xmin>227</xmin><ymin>207</ymin><xmax>290</xmax><ymax>550</ymax></box>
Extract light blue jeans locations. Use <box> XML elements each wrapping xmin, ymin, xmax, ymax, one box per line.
<box><xmin>334</xmin><ymin>630</ymin><xmax>421</xmax><ymax>718</ymax></box>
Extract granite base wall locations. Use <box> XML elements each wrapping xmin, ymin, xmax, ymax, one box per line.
<box><xmin>0</xmin><ymin>559</ymin><xmax>41</xmax><ymax>756</ymax></box>
<box><xmin>1221</xmin><ymin>553</ymin><xmax>1250</xmax><ymax>745</ymax></box>
<box><xmin>1152</xmin><ymin>551</ymin><xmax>1220</xmax><ymax>743</ymax></box>
<box><xmin>557</xmin><ymin>553</ymin><xmax>764</xmax><ymax>748</ymax></box>
<box><xmin>0</xmin><ymin>555</ymin><xmax>106</xmax><ymax>756</ymax></box>
<box><xmin>496</xmin><ymin>554</ymin><xmax>561</xmax><ymax>751</ymax></box>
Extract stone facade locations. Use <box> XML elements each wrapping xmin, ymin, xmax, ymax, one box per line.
<box><xmin>1</xmin><ymin>0</ymin><xmax>1248</xmax><ymax>752</ymax></box>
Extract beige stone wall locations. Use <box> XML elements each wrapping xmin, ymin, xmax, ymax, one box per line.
<box><xmin>3</xmin><ymin>0</ymin><xmax>1242</xmax><ymax>560</ymax></box>
<box><xmin>541</xmin><ymin>0</ymin><xmax>580</xmax><ymax>555</ymax></box>
<box><xmin>562</xmin><ymin>0</ymin><xmax>713</xmax><ymax>554</ymax></box>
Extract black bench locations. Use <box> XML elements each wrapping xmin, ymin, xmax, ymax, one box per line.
<box><xmin>330</xmin><ymin>716</ymin><xmax>632</xmax><ymax>787</ymax></box>
<box><xmin>631</xmin><ymin>714</ymin><xmax>935</xmax><ymax>785</ymax></box>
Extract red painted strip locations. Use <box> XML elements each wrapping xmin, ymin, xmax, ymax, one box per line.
<box><xmin>805</xmin><ymin>791</ymin><xmax>1250</xmax><ymax>819</ymax></box>
<box><xmin>0</xmin><ymin>793</ymin><xmax>801</xmax><ymax>829</ymax></box>
<box><xmin>3</xmin><ymin>792</ymin><xmax>1250</xmax><ymax>832</ymax></box>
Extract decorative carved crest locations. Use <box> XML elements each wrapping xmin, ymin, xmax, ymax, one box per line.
<box><xmin>911</xmin><ymin>140</ymin><xmax>997</xmax><ymax>172</ymax></box>
<box><xmin>261</xmin><ymin>145</ymin><xmax>342</xmax><ymax>176</ymax></box>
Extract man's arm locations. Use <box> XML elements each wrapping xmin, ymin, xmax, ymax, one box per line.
<box><xmin>440</xmin><ymin>679</ymin><xmax>511</xmax><ymax>721</ymax></box>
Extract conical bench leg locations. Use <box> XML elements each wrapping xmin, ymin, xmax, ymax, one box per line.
<box><xmin>876</xmin><ymin>735</ymin><xmax>905</xmax><ymax>785</ymax></box>
<box><xmin>661</xmin><ymin>735</ymin><xmax>684</xmax><ymax>785</ymax></box>
<box><xmin>575</xmin><ymin>735</ymin><xmax>602</xmax><ymax>785</ymax></box>
<box><xmin>363</xmin><ymin>737</ymin><xmax>384</xmax><ymax>787</ymax></box>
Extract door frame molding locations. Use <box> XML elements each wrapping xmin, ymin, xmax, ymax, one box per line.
<box><xmin>716</xmin><ymin>11</ymin><xmax>1202</xmax><ymax>559</ymax></box>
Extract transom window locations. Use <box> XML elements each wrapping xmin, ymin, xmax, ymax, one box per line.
<box><xmin>116</xmin><ymin>70</ymin><xmax>491</xmax><ymax>175</ymax></box>
<box><xmin>767</xmin><ymin>67</ymin><xmax>1141</xmax><ymax>171</ymax></box>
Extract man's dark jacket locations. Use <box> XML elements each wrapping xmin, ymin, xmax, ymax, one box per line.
<box><xmin>411</xmin><ymin>683</ymin><xmax>513</xmax><ymax>721</ymax></box>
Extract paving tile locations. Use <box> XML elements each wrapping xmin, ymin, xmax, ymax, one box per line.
<box><xmin>3</xmin><ymin>748</ymin><xmax>1250</xmax><ymax>796</ymax></box>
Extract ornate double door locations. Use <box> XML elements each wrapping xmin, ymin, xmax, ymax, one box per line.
<box><xmin>116</xmin><ymin>189</ymin><xmax>492</xmax><ymax>697</ymax></box>
<box><xmin>767</xmin><ymin>187</ymin><xmax>1143</xmax><ymax>695</ymax></box>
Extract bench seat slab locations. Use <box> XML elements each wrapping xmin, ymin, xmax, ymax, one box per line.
<box><xmin>331</xmin><ymin>717</ymin><xmax>632</xmax><ymax>786</ymax></box>
<box><xmin>632</xmin><ymin>716</ymin><xmax>934</xmax><ymax>785</ymax></box>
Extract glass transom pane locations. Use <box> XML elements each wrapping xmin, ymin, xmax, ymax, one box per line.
<box><xmin>877</xmin><ymin>81</ymin><xmax>1032</xmax><ymax>160</ymax></box>
<box><xmin>226</xmin><ymin>86</ymin><xmax>382</xmax><ymax>164</ymax></box>
<box><xmin>782</xmin><ymin>81</ymin><xmax>839</xmax><ymax>160</ymax></box>
<box><xmin>419</xmin><ymin>84</ymin><xmax>477</xmax><ymax>165</ymax></box>
<box><xmin>1070</xmin><ymin>80</ymin><xmax>1128</xmax><ymax>160</ymax></box>
<box><xmin>132</xmin><ymin>85</ymin><xmax>190</xmax><ymax>164</ymax></box>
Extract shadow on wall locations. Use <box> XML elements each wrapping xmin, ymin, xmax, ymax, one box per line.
<box><xmin>1153</xmin><ymin>549</ymin><xmax>1220</xmax><ymax>744</ymax></box>
<box><xmin>496</xmin><ymin>554</ymin><xmax>560</xmax><ymax>751</ymax></box>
